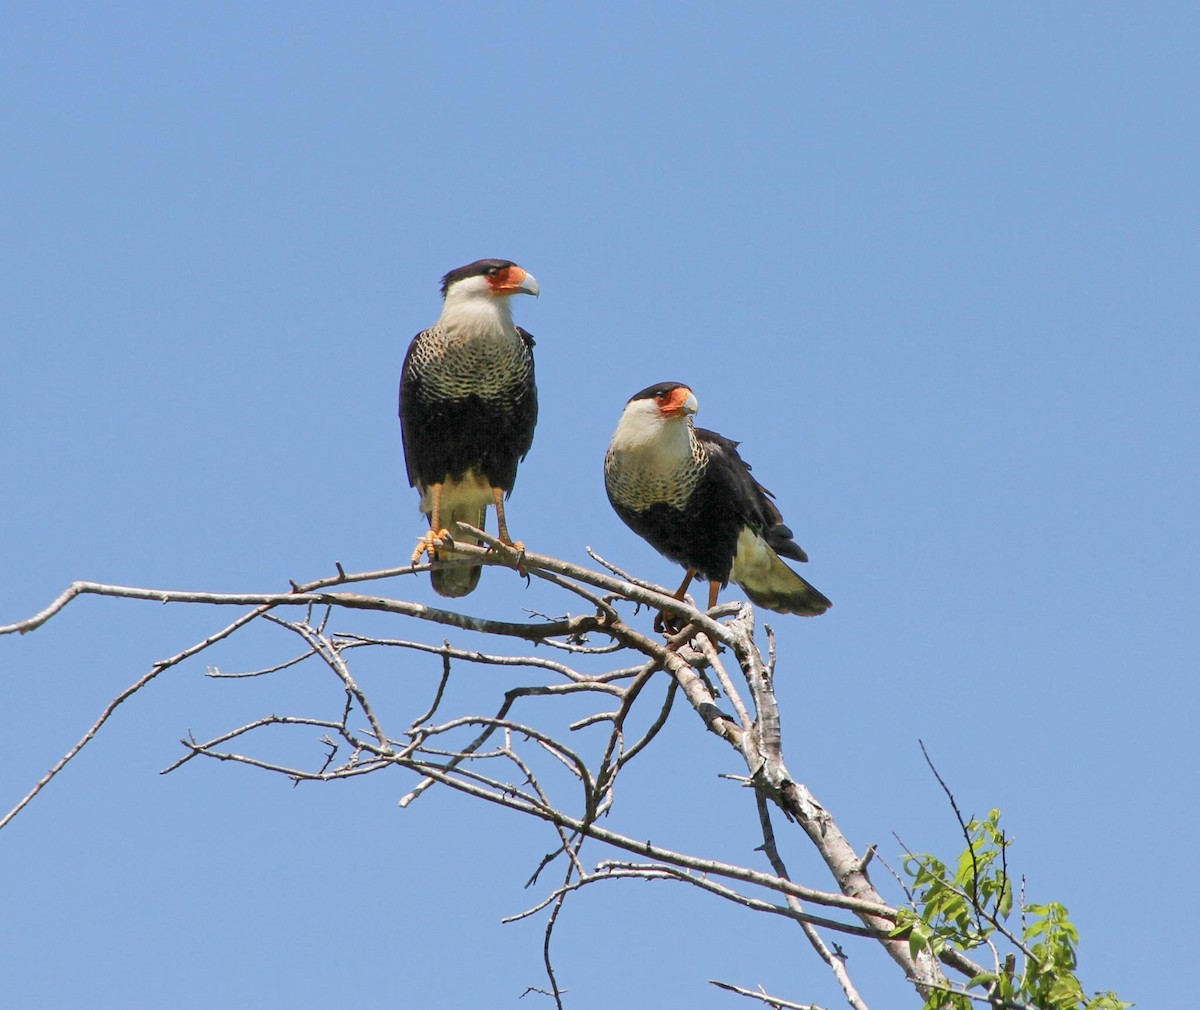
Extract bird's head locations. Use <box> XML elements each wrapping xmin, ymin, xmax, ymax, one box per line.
<box><xmin>440</xmin><ymin>259</ymin><xmax>540</xmax><ymax>301</ymax></box>
<box><xmin>610</xmin><ymin>382</ymin><xmax>699</xmax><ymax>451</ymax></box>
<box><xmin>629</xmin><ymin>382</ymin><xmax>698</xmax><ymax>420</ymax></box>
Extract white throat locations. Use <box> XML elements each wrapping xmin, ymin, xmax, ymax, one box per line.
<box><xmin>439</xmin><ymin>286</ymin><xmax>517</xmax><ymax>339</ymax></box>
<box><xmin>606</xmin><ymin>402</ymin><xmax>705</xmax><ymax>510</ymax></box>
<box><xmin>610</xmin><ymin>404</ymin><xmax>696</xmax><ymax>466</ymax></box>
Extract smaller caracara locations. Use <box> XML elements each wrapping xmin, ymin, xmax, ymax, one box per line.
<box><xmin>399</xmin><ymin>259</ymin><xmax>539</xmax><ymax>597</ymax></box>
<box><xmin>604</xmin><ymin>382</ymin><xmax>831</xmax><ymax>622</ymax></box>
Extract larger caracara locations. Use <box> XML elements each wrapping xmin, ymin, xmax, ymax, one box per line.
<box><xmin>604</xmin><ymin>382</ymin><xmax>831</xmax><ymax>621</ymax></box>
<box><xmin>399</xmin><ymin>259</ymin><xmax>539</xmax><ymax>597</ymax></box>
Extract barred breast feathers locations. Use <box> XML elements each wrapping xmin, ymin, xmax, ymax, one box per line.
<box><xmin>605</xmin><ymin>418</ymin><xmax>708</xmax><ymax>512</ymax></box>
<box><xmin>408</xmin><ymin>309</ymin><xmax>534</xmax><ymax>401</ymax></box>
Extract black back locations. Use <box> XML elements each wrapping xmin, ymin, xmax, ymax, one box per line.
<box><xmin>607</xmin><ymin>426</ymin><xmax>808</xmax><ymax>585</ymax></box>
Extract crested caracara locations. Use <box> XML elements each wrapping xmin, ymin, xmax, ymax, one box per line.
<box><xmin>604</xmin><ymin>382</ymin><xmax>831</xmax><ymax>623</ymax></box>
<box><xmin>399</xmin><ymin>258</ymin><xmax>539</xmax><ymax>597</ymax></box>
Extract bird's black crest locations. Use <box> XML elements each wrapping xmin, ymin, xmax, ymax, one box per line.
<box><xmin>628</xmin><ymin>381</ymin><xmax>690</xmax><ymax>403</ymax></box>
<box><xmin>440</xmin><ymin>259</ymin><xmax>516</xmax><ymax>297</ymax></box>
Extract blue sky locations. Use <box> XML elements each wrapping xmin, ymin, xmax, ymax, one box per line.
<box><xmin>2</xmin><ymin>5</ymin><xmax>1196</xmax><ymax>1007</ymax></box>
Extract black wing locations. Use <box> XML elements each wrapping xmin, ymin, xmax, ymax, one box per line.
<box><xmin>694</xmin><ymin>427</ymin><xmax>810</xmax><ymax>565</ymax></box>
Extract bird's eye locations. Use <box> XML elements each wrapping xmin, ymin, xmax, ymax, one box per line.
<box><xmin>486</xmin><ymin>266</ymin><xmax>500</xmax><ymax>276</ymax></box>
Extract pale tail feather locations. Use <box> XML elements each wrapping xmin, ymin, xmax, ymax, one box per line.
<box><xmin>430</xmin><ymin>503</ymin><xmax>487</xmax><ymax>598</ymax></box>
<box><xmin>731</xmin><ymin>529</ymin><xmax>832</xmax><ymax>617</ymax></box>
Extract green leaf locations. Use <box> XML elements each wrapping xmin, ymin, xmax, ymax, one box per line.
<box><xmin>907</xmin><ymin>921</ymin><xmax>931</xmax><ymax>960</ymax></box>
<box><xmin>899</xmin><ymin>811</ymin><xmax>1129</xmax><ymax>1010</ymax></box>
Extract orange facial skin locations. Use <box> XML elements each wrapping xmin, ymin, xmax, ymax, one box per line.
<box><xmin>656</xmin><ymin>385</ymin><xmax>695</xmax><ymax>417</ymax></box>
<box><xmin>486</xmin><ymin>264</ymin><xmax>530</xmax><ymax>295</ymax></box>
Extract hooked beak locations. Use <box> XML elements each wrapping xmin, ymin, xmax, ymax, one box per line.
<box><xmin>516</xmin><ymin>269</ymin><xmax>539</xmax><ymax>297</ymax></box>
<box><xmin>495</xmin><ymin>265</ymin><xmax>538</xmax><ymax>297</ymax></box>
<box><xmin>661</xmin><ymin>386</ymin><xmax>698</xmax><ymax>418</ymax></box>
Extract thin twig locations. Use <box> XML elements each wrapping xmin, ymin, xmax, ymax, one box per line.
<box><xmin>207</xmin><ymin>647</ymin><xmax>317</xmax><ymax>678</ymax></box>
<box><xmin>708</xmin><ymin>979</ymin><xmax>826</xmax><ymax>1010</ymax></box>
<box><xmin>334</xmin><ymin>633</ymin><xmax>593</xmax><ymax>683</ymax></box>
<box><xmin>412</xmin><ymin>647</ymin><xmax>453</xmax><ymax>728</ymax></box>
<box><xmin>0</xmin><ymin>604</ymin><xmax>271</xmax><ymax>830</ymax></box>
<box><xmin>755</xmin><ymin>793</ymin><xmax>872</xmax><ymax>1010</ymax></box>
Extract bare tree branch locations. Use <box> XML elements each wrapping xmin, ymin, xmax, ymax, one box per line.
<box><xmin>708</xmin><ymin>979</ymin><xmax>827</xmax><ymax>1010</ymax></box>
<box><xmin>2</xmin><ymin>549</ymin><xmax>1013</xmax><ymax>1005</ymax></box>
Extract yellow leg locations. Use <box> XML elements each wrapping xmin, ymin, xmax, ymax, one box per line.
<box><xmin>411</xmin><ymin>483</ymin><xmax>451</xmax><ymax>564</ymax></box>
<box><xmin>699</xmin><ymin>581</ymin><xmax>724</xmax><ymax>647</ymax></box>
<box><xmin>655</xmin><ymin>568</ymin><xmax>696</xmax><ymax>634</ymax></box>
<box><xmin>492</xmin><ymin>487</ymin><xmax>524</xmax><ymax>552</ymax></box>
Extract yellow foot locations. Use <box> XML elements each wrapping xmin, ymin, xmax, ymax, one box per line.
<box><xmin>411</xmin><ymin>528</ymin><xmax>451</xmax><ymax>565</ymax></box>
<box><xmin>656</xmin><ymin>611</ymin><xmax>719</xmax><ymax>651</ymax></box>
<box><xmin>510</xmin><ymin>541</ymin><xmax>528</xmax><ymax>576</ymax></box>
<box><xmin>654</xmin><ymin>609</ymin><xmax>684</xmax><ymax>635</ymax></box>
<box><xmin>488</xmin><ymin>538</ymin><xmax>527</xmax><ymax>577</ymax></box>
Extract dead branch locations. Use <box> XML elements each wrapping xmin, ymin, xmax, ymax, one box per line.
<box><xmin>2</xmin><ymin>549</ymin><xmax>974</xmax><ymax>1006</ymax></box>
<box><xmin>709</xmin><ymin>979</ymin><xmax>827</xmax><ymax>1010</ymax></box>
